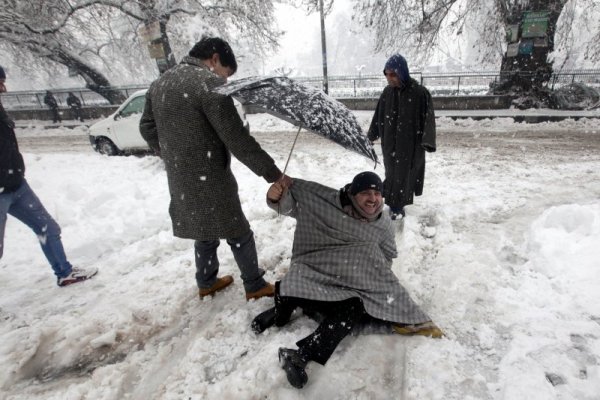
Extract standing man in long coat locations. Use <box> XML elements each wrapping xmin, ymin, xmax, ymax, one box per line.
<box><xmin>368</xmin><ymin>54</ymin><xmax>436</xmax><ymax>220</ymax></box>
<box><xmin>140</xmin><ymin>37</ymin><xmax>291</xmax><ymax>301</ymax></box>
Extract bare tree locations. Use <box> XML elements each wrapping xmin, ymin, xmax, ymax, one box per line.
<box><xmin>352</xmin><ymin>0</ymin><xmax>600</xmax><ymax>95</ymax></box>
<box><xmin>0</xmin><ymin>0</ymin><xmax>281</xmax><ymax>103</ymax></box>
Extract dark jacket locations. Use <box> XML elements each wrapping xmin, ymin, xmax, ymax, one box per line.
<box><xmin>67</xmin><ymin>94</ymin><xmax>81</xmax><ymax>109</ymax></box>
<box><xmin>44</xmin><ymin>93</ymin><xmax>58</xmax><ymax>109</ymax></box>
<box><xmin>0</xmin><ymin>103</ymin><xmax>25</xmax><ymax>193</ymax></box>
<box><xmin>368</xmin><ymin>79</ymin><xmax>436</xmax><ymax>208</ymax></box>
<box><xmin>139</xmin><ymin>56</ymin><xmax>282</xmax><ymax>240</ymax></box>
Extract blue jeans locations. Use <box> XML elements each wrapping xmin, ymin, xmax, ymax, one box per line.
<box><xmin>0</xmin><ymin>180</ymin><xmax>73</xmax><ymax>278</ymax></box>
<box><xmin>194</xmin><ymin>229</ymin><xmax>267</xmax><ymax>293</ymax></box>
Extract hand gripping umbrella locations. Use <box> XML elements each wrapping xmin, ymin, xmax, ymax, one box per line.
<box><xmin>213</xmin><ymin>76</ymin><xmax>378</xmax><ymax>172</ymax></box>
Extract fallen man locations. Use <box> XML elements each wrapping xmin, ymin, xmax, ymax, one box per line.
<box><xmin>252</xmin><ymin>172</ymin><xmax>442</xmax><ymax>389</ymax></box>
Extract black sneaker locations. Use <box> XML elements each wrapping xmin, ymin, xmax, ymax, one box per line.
<box><xmin>57</xmin><ymin>267</ymin><xmax>98</xmax><ymax>287</ymax></box>
<box><xmin>278</xmin><ymin>348</ymin><xmax>308</xmax><ymax>389</ymax></box>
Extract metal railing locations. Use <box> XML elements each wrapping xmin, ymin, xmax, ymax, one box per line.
<box><xmin>296</xmin><ymin>69</ymin><xmax>600</xmax><ymax>97</ymax></box>
<box><xmin>0</xmin><ymin>85</ymin><xmax>148</xmax><ymax>111</ymax></box>
<box><xmin>2</xmin><ymin>70</ymin><xmax>599</xmax><ymax>110</ymax></box>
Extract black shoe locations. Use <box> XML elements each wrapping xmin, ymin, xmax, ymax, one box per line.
<box><xmin>390</xmin><ymin>207</ymin><xmax>405</xmax><ymax>220</ymax></box>
<box><xmin>251</xmin><ymin>307</ymin><xmax>276</xmax><ymax>334</ymax></box>
<box><xmin>278</xmin><ymin>348</ymin><xmax>308</xmax><ymax>389</ymax></box>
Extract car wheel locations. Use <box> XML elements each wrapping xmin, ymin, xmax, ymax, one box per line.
<box><xmin>96</xmin><ymin>137</ymin><xmax>119</xmax><ymax>156</ymax></box>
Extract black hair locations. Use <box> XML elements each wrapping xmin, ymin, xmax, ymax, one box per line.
<box><xmin>189</xmin><ymin>37</ymin><xmax>238</xmax><ymax>74</ymax></box>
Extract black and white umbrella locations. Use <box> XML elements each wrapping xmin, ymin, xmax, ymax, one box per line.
<box><xmin>213</xmin><ymin>76</ymin><xmax>378</xmax><ymax>166</ymax></box>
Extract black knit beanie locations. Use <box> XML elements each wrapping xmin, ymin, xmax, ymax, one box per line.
<box><xmin>349</xmin><ymin>171</ymin><xmax>383</xmax><ymax>195</ymax></box>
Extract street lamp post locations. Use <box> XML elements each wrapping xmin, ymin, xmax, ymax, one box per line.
<box><xmin>319</xmin><ymin>0</ymin><xmax>329</xmax><ymax>94</ymax></box>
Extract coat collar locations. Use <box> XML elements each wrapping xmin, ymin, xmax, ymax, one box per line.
<box><xmin>180</xmin><ymin>56</ymin><xmax>208</xmax><ymax>70</ymax></box>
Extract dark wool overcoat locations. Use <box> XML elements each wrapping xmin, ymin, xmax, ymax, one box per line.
<box><xmin>368</xmin><ymin>79</ymin><xmax>436</xmax><ymax>209</ymax></box>
<box><xmin>140</xmin><ymin>56</ymin><xmax>281</xmax><ymax>240</ymax></box>
<box><xmin>271</xmin><ymin>179</ymin><xmax>431</xmax><ymax>325</ymax></box>
<box><xmin>0</xmin><ymin>104</ymin><xmax>24</xmax><ymax>193</ymax></box>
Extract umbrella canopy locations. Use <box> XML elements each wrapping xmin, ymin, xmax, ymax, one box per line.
<box><xmin>213</xmin><ymin>76</ymin><xmax>378</xmax><ymax>163</ymax></box>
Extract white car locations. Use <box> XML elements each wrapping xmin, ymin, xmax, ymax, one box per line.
<box><xmin>88</xmin><ymin>89</ymin><xmax>248</xmax><ymax>155</ymax></box>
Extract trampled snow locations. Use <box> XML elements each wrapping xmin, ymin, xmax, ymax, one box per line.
<box><xmin>0</xmin><ymin>114</ymin><xmax>599</xmax><ymax>399</ymax></box>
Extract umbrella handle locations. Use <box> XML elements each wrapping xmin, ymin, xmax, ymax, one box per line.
<box><xmin>282</xmin><ymin>125</ymin><xmax>303</xmax><ymax>175</ymax></box>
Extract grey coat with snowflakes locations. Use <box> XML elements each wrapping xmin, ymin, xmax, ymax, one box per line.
<box><xmin>140</xmin><ymin>56</ymin><xmax>282</xmax><ymax>240</ymax></box>
<box><xmin>270</xmin><ymin>179</ymin><xmax>430</xmax><ymax>324</ymax></box>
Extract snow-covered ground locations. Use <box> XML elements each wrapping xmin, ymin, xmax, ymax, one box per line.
<box><xmin>1</xmin><ymin>114</ymin><xmax>599</xmax><ymax>399</ymax></box>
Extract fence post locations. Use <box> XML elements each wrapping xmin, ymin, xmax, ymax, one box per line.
<box><xmin>353</xmin><ymin>79</ymin><xmax>356</xmax><ymax>97</ymax></box>
<box><xmin>457</xmin><ymin>76</ymin><xmax>461</xmax><ymax>95</ymax></box>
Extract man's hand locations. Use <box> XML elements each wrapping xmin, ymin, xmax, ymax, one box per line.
<box><xmin>277</xmin><ymin>174</ymin><xmax>293</xmax><ymax>189</ymax></box>
<box><xmin>267</xmin><ymin>182</ymin><xmax>286</xmax><ymax>203</ymax></box>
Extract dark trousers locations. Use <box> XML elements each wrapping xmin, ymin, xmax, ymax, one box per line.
<box><xmin>194</xmin><ymin>229</ymin><xmax>266</xmax><ymax>293</ymax></box>
<box><xmin>71</xmin><ymin>106</ymin><xmax>84</xmax><ymax>122</ymax></box>
<box><xmin>275</xmin><ymin>286</ymin><xmax>366</xmax><ymax>365</ymax></box>
<box><xmin>49</xmin><ymin>107</ymin><xmax>61</xmax><ymax>123</ymax></box>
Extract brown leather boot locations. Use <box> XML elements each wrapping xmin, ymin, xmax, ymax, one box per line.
<box><xmin>199</xmin><ymin>275</ymin><xmax>234</xmax><ymax>298</ymax></box>
<box><xmin>245</xmin><ymin>282</ymin><xmax>275</xmax><ymax>301</ymax></box>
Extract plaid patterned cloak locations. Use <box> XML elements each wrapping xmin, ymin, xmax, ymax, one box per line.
<box><xmin>271</xmin><ymin>179</ymin><xmax>430</xmax><ymax>325</ymax></box>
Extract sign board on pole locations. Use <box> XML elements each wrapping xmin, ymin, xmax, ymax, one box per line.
<box><xmin>156</xmin><ymin>58</ymin><xmax>169</xmax><ymax>74</ymax></box>
<box><xmin>138</xmin><ymin>21</ymin><xmax>162</xmax><ymax>43</ymax></box>
<box><xmin>507</xmin><ymin>43</ymin><xmax>520</xmax><ymax>57</ymax></box>
<box><xmin>519</xmin><ymin>40</ymin><xmax>534</xmax><ymax>55</ymax></box>
<box><xmin>147</xmin><ymin>42</ymin><xmax>166</xmax><ymax>59</ymax></box>
<box><xmin>533</xmin><ymin>37</ymin><xmax>548</xmax><ymax>47</ymax></box>
<box><xmin>506</xmin><ymin>24</ymin><xmax>520</xmax><ymax>43</ymax></box>
<box><xmin>522</xmin><ymin>11</ymin><xmax>549</xmax><ymax>38</ymax></box>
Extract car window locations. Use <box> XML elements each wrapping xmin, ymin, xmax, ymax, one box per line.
<box><xmin>119</xmin><ymin>95</ymin><xmax>146</xmax><ymax>118</ymax></box>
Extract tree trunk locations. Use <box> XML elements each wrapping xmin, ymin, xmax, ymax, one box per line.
<box><xmin>158</xmin><ymin>20</ymin><xmax>177</xmax><ymax>73</ymax></box>
<box><xmin>50</xmin><ymin>49</ymin><xmax>126</xmax><ymax>105</ymax></box>
<box><xmin>492</xmin><ymin>0</ymin><xmax>566</xmax><ymax>95</ymax></box>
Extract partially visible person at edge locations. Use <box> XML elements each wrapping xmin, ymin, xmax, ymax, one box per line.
<box><xmin>139</xmin><ymin>37</ymin><xmax>292</xmax><ymax>301</ymax></box>
<box><xmin>43</xmin><ymin>90</ymin><xmax>62</xmax><ymax>123</ymax></box>
<box><xmin>66</xmin><ymin>92</ymin><xmax>84</xmax><ymax>122</ymax></box>
<box><xmin>251</xmin><ymin>172</ymin><xmax>442</xmax><ymax>389</ymax></box>
<box><xmin>368</xmin><ymin>54</ymin><xmax>436</xmax><ymax>220</ymax></box>
<box><xmin>0</xmin><ymin>65</ymin><xmax>97</xmax><ymax>286</ymax></box>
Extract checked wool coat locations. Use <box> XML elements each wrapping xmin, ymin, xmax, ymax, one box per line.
<box><xmin>270</xmin><ymin>179</ymin><xmax>431</xmax><ymax>325</ymax></box>
<box><xmin>140</xmin><ymin>56</ymin><xmax>282</xmax><ymax>240</ymax></box>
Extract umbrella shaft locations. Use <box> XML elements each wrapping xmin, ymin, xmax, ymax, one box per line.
<box><xmin>283</xmin><ymin>125</ymin><xmax>303</xmax><ymax>175</ymax></box>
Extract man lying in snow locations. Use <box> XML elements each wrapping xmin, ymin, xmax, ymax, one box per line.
<box><xmin>252</xmin><ymin>171</ymin><xmax>442</xmax><ymax>389</ymax></box>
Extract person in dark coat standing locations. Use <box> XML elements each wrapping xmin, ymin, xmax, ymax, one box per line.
<box><xmin>43</xmin><ymin>90</ymin><xmax>61</xmax><ymax>123</ymax></box>
<box><xmin>66</xmin><ymin>92</ymin><xmax>84</xmax><ymax>122</ymax></box>
<box><xmin>0</xmin><ymin>66</ymin><xmax>97</xmax><ymax>286</ymax></box>
<box><xmin>368</xmin><ymin>54</ymin><xmax>436</xmax><ymax>220</ymax></box>
<box><xmin>252</xmin><ymin>172</ymin><xmax>442</xmax><ymax>389</ymax></box>
<box><xmin>139</xmin><ymin>37</ymin><xmax>292</xmax><ymax>301</ymax></box>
